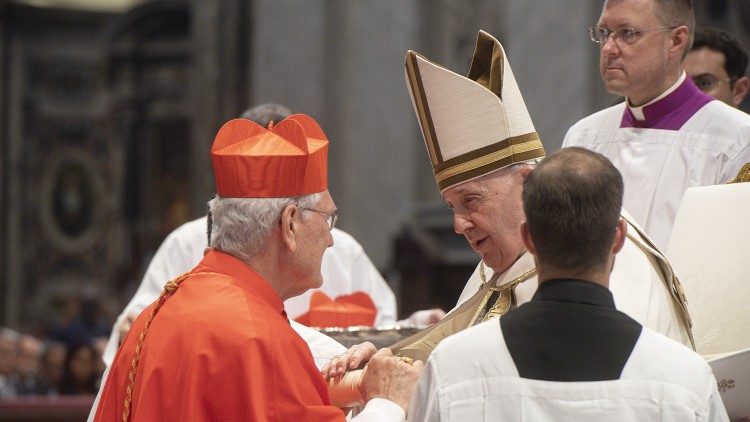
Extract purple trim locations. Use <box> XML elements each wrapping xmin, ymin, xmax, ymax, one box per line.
<box><xmin>620</xmin><ymin>77</ymin><xmax>714</xmax><ymax>130</ymax></box>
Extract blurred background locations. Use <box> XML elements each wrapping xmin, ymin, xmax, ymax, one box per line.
<box><xmin>0</xmin><ymin>0</ymin><xmax>748</xmax><ymax>417</ymax></box>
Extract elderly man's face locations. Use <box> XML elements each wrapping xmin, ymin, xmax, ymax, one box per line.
<box><xmin>443</xmin><ymin>169</ymin><xmax>527</xmax><ymax>274</ymax></box>
<box><xmin>289</xmin><ymin>191</ymin><xmax>335</xmax><ymax>298</ymax></box>
<box><xmin>597</xmin><ymin>0</ymin><xmax>677</xmax><ymax>105</ymax></box>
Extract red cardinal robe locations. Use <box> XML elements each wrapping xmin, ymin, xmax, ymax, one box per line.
<box><xmin>94</xmin><ymin>249</ymin><xmax>345</xmax><ymax>421</ymax></box>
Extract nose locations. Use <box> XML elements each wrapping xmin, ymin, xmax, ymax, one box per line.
<box><xmin>453</xmin><ymin>212</ymin><xmax>474</xmax><ymax>234</ymax></box>
<box><xmin>600</xmin><ymin>35</ymin><xmax>620</xmax><ymax>56</ymax></box>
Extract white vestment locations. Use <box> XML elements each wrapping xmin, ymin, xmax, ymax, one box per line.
<box><xmin>453</xmin><ymin>214</ymin><xmax>690</xmax><ymax>346</ymax></box>
<box><xmin>563</xmin><ymin>76</ymin><xmax>750</xmax><ymax>250</ymax></box>
<box><xmin>102</xmin><ymin>217</ymin><xmax>394</xmax><ymax>366</ymax></box>
<box><xmin>409</xmin><ymin>320</ymin><xmax>728</xmax><ymax>422</ymax></box>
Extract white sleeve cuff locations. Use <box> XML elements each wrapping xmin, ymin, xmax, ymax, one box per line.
<box><xmin>352</xmin><ymin>398</ymin><xmax>405</xmax><ymax>421</ymax></box>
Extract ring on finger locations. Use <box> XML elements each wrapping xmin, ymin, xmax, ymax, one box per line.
<box><xmin>397</xmin><ymin>356</ymin><xmax>414</xmax><ymax>365</ymax></box>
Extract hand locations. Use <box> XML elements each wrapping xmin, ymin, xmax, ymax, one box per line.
<box><xmin>116</xmin><ymin>313</ymin><xmax>137</xmax><ymax>346</ymax></box>
<box><xmin>322</xmin><ymin>342</ymin><xmax>377</xmax><ymax>380</ymax></box>
<box><xmin>359</xmin><ymin>348</ymin><xmax>424</xmax><ymax>411</ymax></box>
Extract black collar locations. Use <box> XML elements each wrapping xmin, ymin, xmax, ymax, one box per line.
<box><xmin>531</xmin><ymin>278</ymin><xmax>616</xmax><ymax>309</ymax></box>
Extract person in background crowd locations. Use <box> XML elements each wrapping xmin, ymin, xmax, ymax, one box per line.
<box><xmin>0</xmin><ymin>328</ymin><xmax>20</xmax><ymax>398</ymax></box>
<box><xmin>59</xmin><ymin>342</ymin><xmax>98</xmax><ymax>395</ymax></box>
<box><xmin>683</xmin><ymin>27</ymin><xmax>750</xmax><ymax>107</ymax></box>
<box><xmin>36</xmin><ymin>342</ymin><xmax>66</xmax><ymax>396</ymax></box>
<box><xmin>14</xmin><ymin>334</ymin><xmax>43</xmax><ymax>395</ymax></box>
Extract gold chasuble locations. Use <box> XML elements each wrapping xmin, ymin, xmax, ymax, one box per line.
<box><xmin>392</xmin><ymin>266</ymin><xmax>537</xmax><ymax>362</ymax></box>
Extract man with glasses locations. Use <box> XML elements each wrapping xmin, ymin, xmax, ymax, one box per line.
<box><xmin>99</xmin><ymin>104</ymin><xmax>400</xmax><ymax>371</ymax></box>
<box><xmin>563</xmin><ymin>0</ymin><xmax>750</xmax><ymax>251</ymax></box>
<box><xmin>93</xmin><ymin>114</ymin><xmax>423</xmax><ymax>421</ymax></box>
<box><xmin>684</xmin><ymin>28</ymin><xmax>750</xmax><ymax>108</ymax></box>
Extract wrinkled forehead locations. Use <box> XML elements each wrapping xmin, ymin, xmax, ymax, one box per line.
<box><xmin>441</xmin><ymin>171</ymin><xmax>519</xmax><ymax>202</ymax></box>
<box><xmin>442</xmin><ymin>180</ymin><xmax>487</xmax><ymax>202</ymax></box>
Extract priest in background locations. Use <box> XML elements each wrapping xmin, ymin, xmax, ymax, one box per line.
<box><xmin>564</xmin><ymin>0</ymin><xmax>750</xmax><ymax>250</ymax></box>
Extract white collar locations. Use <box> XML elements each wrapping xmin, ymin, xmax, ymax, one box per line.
<box><xmin>489</xmin><ymin>252</ymin><xmax>536</xmax><ymax>288</ymax></box>
<box><xmin>627</xmin><ymin>71</ymin><xmax>686</xmax><ymax>121</ymax></box>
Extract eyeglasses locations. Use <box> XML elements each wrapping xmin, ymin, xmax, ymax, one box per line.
<box><xmin>302</xmin><ymin>207</ymin><xmax>338</xmax><ymax>231</ymax></box>
<box><xmin>589</xmin><ymin>26</ymin><xmax>677</xmax><ymax>45</ymax></box>
<box><xmin>691</xmin><ymin>74</ymin><xmax>735</xmax><ymax>92</ymax></box>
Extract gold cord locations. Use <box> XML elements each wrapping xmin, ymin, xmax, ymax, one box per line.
<box><xmin>122</xmin><ymin>272</ymin><xmax>191</xmax><ymax>422</ymax></box>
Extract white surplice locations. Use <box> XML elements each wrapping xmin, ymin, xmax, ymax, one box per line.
<box><xmin>409</xmin><ymin>319</ymin><xmax>728</xmax><ymax>422</ymax></box>
<box><xmin>563</xmin><ymin>88</ymin><xmax>750</xmax><ymax>251</ymax></box>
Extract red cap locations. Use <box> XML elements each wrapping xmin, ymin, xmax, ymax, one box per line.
<box><xmin>211</xmin><ymin>114</ymin><xmax>329</xmax><ymax>197</ymax></box>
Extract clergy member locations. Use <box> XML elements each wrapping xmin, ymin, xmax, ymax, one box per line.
<box><xmin>684</xmin><ymin>28</ymin><xmax>750</xmax><ymax>108</ymax></box>
<box><xmin>563</xmin><ymin>0</ymin><xmax>750</xmax><ymax>250</ymax></box>
<box><xmin>408</xmin><ymin>147</ymin><xmax>728</xmax><ymax>421</ymax></box>
<box><xmin>94</xmin><ymin>115</ymin><xmax>422</xmax><ymax>421</ymax></box>
<box><xmin>100</xmin><ymin>104</ymin><xmax>398</xmax><ymax>369</ymax></box>
<box><xmin>325</xmin><ymin>30</ymin><xmax>693</xmax><ymax>380</ymax></box>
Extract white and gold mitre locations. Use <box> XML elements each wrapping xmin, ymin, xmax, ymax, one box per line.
<box><xmin>405</xmin><ymin>30</ymin><xmax>546</xmax><ymax>192</ymax></box>
<box><xmin>667</xmin><ymin>180</ymin><xmax>750</xmax><ymax>356</ymax></box>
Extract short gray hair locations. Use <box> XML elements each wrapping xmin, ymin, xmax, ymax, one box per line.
<box><xmin>208</xmin><ymin>193</ymin><xmax>321</xmax><ymax>263</ymax></box>
<box><xmin>482</xmin><ymin>161</ymin><xmax>537</xmax><ymax>182</ymax></box>
<box><xmin>654</xmin><ymin>0</ymin><xmax>695</xmax><ymax>54</ymax></box>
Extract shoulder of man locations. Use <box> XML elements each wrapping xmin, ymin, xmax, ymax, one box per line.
<box><xmin>431</xmin><ymin>320</ymin><xmax>507</xmax><ymax>367</ymax></box>
<box><xmin>623</xmin><ymin>327</ymin><xmax>715</xmax><ymax>392</ymax></box>
<box><xmin>564</xmin><ymin>102</ymin><xmax>626</xmax><ymax>143</ymax></box>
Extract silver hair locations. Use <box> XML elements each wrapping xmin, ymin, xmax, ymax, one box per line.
<box><xmin>483</xmin><ymin>160</ymin><xmax>538</xmax><ymax>181</ymax></box>
<box><xmin>208</xmin><ymin>192</ymin><xmax>321</xmax><ymax>263</ymax></box>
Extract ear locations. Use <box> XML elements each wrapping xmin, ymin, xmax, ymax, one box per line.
<box><xmin>279</xmin><ymin>203</ymin><xmax>299</xmax><ymax>252</ymax></box>
<box><xmin>611</xmin><ymin>218</ymin><xmax>628</xmax><ymax>255</ymax></box>
<box><xmin>669</xmin><ymin>26</ymin><xmax>689</xmax><ymax>60</ymax></box>
<box><xmin>520</xmin><ymin>221</ymin><xmax>537</xmax><ymax>256</ymax></box>
<box><xmin>519</xmin><ymin>165</ymin><xmax>534</xmax><ymax>181</ymax></box>
<box><xmin>732</xmin><ymin>76</ymin><xmax>750</xmax><ymax>107</ymax></box>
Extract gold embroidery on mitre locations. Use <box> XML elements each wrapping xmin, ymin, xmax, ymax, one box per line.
<box><xmin>435</xmin><ymin>136</ymin><xmax>543</xmax><ymax>184</ymax></box>
<box><xmin>406</xmin><ymin>51</ymin><xmax>442</xmax><ymax>165</ymax></box>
